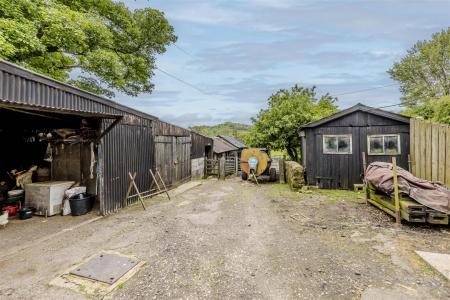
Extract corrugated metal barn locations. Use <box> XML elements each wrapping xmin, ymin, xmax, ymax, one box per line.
<box><xmin>299</xmin><ymin>103</ymin><xmax>410</xmax><ymax>190</ymax></box>
<box><xmin>0</xmin><ymin>60</ymin><xmax>211</xmax><ymax>215</ymax></box>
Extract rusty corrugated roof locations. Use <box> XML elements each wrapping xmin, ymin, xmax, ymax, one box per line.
<box><xmin>218</xmin><ymin>135</ymin><xmax>247</xmax><ymax>149</ymax></box>
<box><xmin>213</xmin><ymin>137</ymin><xmax>238</xmax><ymax>153</ymax></box>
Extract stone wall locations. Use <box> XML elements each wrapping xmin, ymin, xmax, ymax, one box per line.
<box><xmin>285</xmin><ymin>161</ymin><xmax>305</xmax><ymax>190</ymax></box>
<box><xmin>191</xmin><ymin>157</ymin><xmax>205</xmax><ymax>179</ymax></box>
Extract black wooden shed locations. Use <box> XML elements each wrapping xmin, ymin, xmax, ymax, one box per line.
<box><xmin>299</xmin><ymin>103</ymin><xmax>410</xmax><ymax>190</ymax></box>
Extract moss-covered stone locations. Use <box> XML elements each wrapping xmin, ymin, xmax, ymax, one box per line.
<box><xmin>284</xmin><ymin>161</ymin><xmax>305</xmax><ymax>191</ymax></box>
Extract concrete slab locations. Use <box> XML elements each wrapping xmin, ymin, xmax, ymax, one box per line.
<box><xmin>416</xmin><ymin>251</ymin><xmax>450</xmax><ymax>280</ymax></box>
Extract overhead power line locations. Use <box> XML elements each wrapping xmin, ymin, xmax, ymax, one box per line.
<box><xmin>155</xmin><ymin>67</ymin><xmax>208</xmax><ymax>95</ymax></box>
<box><xmin>335</xmin><ymin>83</ymin><xmax>399</xmax><ymax>96</ymax></box>
<box><xmin>174</xmin><ymin>44</ymin><xmax>195</xmax><ymax>58</ymax></box>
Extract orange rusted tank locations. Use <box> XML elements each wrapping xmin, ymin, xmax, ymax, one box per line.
<box><xmin>240</xmin><ymin>148</ymin><xmax>277</xmax><ymax>181</ymax></box>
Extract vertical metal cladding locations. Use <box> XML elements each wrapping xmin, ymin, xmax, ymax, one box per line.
<box><xmin>0</xmin><ymin>61</ymin><xmax>205</xmax><ymax>215</ymax></box>
<box><xmin>100</xmin><ymin>118</ymin><xmax>154</xmax><ymax>215</ymax></box>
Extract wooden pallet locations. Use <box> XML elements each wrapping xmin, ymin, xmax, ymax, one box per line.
<box><xmin>367</xmin><ymin>185</ymin><xmax>448</xmax><ymax>225</ymax></box>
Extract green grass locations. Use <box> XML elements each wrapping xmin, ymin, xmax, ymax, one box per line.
<box><xmin>267</xmin><ymin>183</ymin><xmax>362</xmax><ymax>203</ymax></box>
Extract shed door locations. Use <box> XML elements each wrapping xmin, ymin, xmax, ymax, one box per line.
<box><xmin>155</xmin><ymin>136</ymin><xmax>191</xmax><ymax>187</ymax></box>
<box><xmin>175</xmin><ymin>136</ymin><xmax>191</xmax><ymax>183</ymax></box>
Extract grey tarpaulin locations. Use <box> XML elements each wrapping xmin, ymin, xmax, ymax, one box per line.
<box><xmin>366</xmin><ymin>162</ymin><xmax>450</xmax><ymax>214</ymax></box>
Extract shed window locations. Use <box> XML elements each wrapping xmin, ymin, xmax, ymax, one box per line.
<box><xmin>368</xmin><ymin>134</ymin><xmax>400</xmax><ymax>155</ymax></box>
<box><xmin>323</xmin><ymin>135</ymin><xmax>352</xmax><ymax>154</ymax></box>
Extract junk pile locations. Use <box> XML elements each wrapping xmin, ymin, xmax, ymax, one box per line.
<box><xmin>365</xmin><ymin>162</ymin><xmax>450</xmax><ymax>225</ymax></box>
<box><xmin>0</xmin><ymin>177</ymin><xmax>94</xmax><ymax>228</ymax></box>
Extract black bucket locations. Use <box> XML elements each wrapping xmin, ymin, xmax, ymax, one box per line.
<box><xmin>69</xmin><ymin>193</ymin><xmax>95</xmax><ymax>216</ymax></box>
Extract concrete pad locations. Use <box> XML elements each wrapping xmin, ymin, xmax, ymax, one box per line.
<box><xmin>169</xmin><ymin>181</ymin><xmax>202</xmax><ymax>197</ymax></box>
<box><xmin>415</xmin><ymin>251</ymin><xmax>450</xmax><ymax>280</ymax></box>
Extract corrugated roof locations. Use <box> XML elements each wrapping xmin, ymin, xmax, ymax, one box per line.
<box><xmin>0</xmin><ymin>60</ymin><xmax>158</xmax><ymax>120</ymax></box>
<box><xmin>213</xmin><ymin>137</ymin><xmax>238</xmax><ymax>153</ymax></box>
<box><xmin>300</xmin><ymin>103</ymin><xmax>410</xmax><ymax>129</ymax></box>
<box><xmin>218</xmin><ymin>135</ymin><xmax>247</xmax><ymax>149</ymax></box>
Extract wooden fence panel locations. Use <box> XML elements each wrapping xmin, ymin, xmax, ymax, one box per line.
<box><xmin>410</xmin><ymin>118</ymin><xmax>450</xmax><ymax>187</ymax></box>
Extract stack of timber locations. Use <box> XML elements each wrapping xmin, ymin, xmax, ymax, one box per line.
<box><xmin>367</xmin><ymin>183</ymin><xmax>448</xmax><ymax>225</ymax></box>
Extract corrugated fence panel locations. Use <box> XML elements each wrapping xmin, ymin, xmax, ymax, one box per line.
<box><xmin>100</xmin><ymin>119</ymin><xmax>154</xmax><ymax>215</ymax></box>
<box><xmin>411</xmin><ymin>118</ymin><xmax>450</xmax><ymax>187</ymax></box>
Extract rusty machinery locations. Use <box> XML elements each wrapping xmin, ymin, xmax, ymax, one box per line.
<box><xmin>240</xmin><ymin>148</ymin><xmax>277</xmax><ymax>183</ymax></box>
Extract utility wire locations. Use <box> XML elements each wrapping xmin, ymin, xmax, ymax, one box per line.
<box><xmin>174</xmin><ymin>44</ymin><xmax>195</xmax><ymax>58</ymax></box>
<box><xmin>335</xmin><ymin>83</ymin><xmax>399</xmax><ymax>96</ymax></box>
<box><xmin>155</xmin><ymin>67</ymin><xmax>208</xmax><ymax>95</ymax></box>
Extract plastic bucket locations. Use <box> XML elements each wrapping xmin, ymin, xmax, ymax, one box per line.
<box><xmin>69</xmin><ymin>193</ymin><xmax>94</xmax><ymax>216</ymax></box>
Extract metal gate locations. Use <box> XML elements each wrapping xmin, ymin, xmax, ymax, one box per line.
<box><xmin>155</xmin><ymin>135</ymin><xmax>191</xmax><ymax>187</ymax></box>
<box><xmin>206</xmin><ymin>159</ymin><xmax>219</xmax><ymax>176</ymax></box>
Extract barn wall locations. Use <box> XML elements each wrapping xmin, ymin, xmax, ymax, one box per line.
<box><xmin>191</xmin><ymin>132</ymin><xmax>213</xmax><ymax>159</ymax></box>
<box><xmin>304</xmin><ymin>111</ymin><xmax>410</xmax><ymax>189</ymax></box>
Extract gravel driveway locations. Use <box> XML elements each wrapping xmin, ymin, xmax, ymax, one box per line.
<box><xmin>0</xmin><ymin>178</ymin><xmax>449</xmax><ymax>299</ymax></box>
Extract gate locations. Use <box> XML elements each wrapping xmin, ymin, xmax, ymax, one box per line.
<box><xmin>155</xmin><ymin>135</ymin><xmax>191</xmax><ymax>187</ymax></box>
<box><xmin>225</xmin><ymin>157</ymin><xmax>238</xmax><ymax>176</ymax></box>
<box><xmin>206</xmin><ymin>159</ymin><xmax>219</xmax><ymax>176</ymax></box>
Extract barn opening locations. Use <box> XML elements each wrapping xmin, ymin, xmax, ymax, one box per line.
<box><xmin>0</xmin><ymin>105</ymin><xmax>117</xmax><ymax>217</ymax></box>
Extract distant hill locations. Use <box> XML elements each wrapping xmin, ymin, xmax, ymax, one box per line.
<box><xmin>190</xmin><ymin>122</ymin><xmax>250</xmax><ymax>142</ymax></box>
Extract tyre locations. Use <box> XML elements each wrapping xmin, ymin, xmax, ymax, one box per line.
<box><xmin>241</xmin><ymin>172</ymin><xmax>248</xmax><ymax>181</ymax></box>
<box><xmin>269</xmin><ymin>168</ymin><xmax>277</xmax><ymax>182</ymax></box>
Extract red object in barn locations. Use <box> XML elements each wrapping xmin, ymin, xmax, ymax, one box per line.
<box><xmin>2</xmin><ymin>205</ymin><xmax>18</xmax><ymax>216</ymax></box>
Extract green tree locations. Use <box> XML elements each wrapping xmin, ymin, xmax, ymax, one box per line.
<box><xmin>247</xmin><ymin>85</ymin><xmax>338</xmax><ymax>162</ymax></box>
<box><xmin>388</xmin><ymin>29</ymin><xmax>449</xmax><ymax>118</ymax></box>
<box><xmin>0</xmin><ymin>0</ymin><xmax>176</xmax><ymax>97</ymax></box>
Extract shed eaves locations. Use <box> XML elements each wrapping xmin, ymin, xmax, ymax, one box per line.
<box><xmin>300</xmin><ymin>103</ymin><xmax>410</xmax><ymax>129</ymax></box>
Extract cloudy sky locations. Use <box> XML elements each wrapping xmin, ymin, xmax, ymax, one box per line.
<box><xmin>118</xmin><ymin>0</ymin><xmax>449</xmax><ymax>128</ymax></box>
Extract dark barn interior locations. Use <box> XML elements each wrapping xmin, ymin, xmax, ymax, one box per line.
<box><xmin>0</xmin><ymin>107</ymin><xmax>101</xmax><ymax>210</ymax></box>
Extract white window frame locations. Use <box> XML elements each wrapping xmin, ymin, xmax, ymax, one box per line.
<box><xmin>367</xmin><ymin>134</ymin><xmax>401</xmax><ymax>155</ymax></box>
<box><xmin>323</xmin><ymin>134</ymin><xmax>352</xmax><ymax>154</ymax></box>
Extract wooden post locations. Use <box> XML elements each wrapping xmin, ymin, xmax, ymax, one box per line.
<box><xmin>124</xmin><ymin>172</ymin><xmax>137</xmax><ymax>206</ymax></box>
<box><xmin>235</xmin><ymin>156</ymin><xmax>239</xmax><ymax>176</ymax></box>
<box><xmin>408</xmin><ymin>154</ymin><xmax>412</xmax><ymax>173</ymax></box>
<box><xmin>279</xmin><ymin>157</ymin><xmax>285</xmax><ymax>183</ymax></box>
<box><xmin>219</xmin><ymin>156</ymin><xmax>225</xmax><ymax>180</ymax></box>
<box><xmin>156</xmin><ymin>169</ymin><xmax>171</xmax><ymax>200</ymax></box>
<box><xmin>362</xmin><ymin>152</ymin><xmax>368</xmax><ymax>203</ymax></box>
<box><xmin>128</xmin><ymin>172</ymin><xmax>146</xmax><ymax>210</ymax></box>
<box><xmin>203</xmin><ymin>157</ymin><xmax>207</xmax><ymax>179</ymax></box>
<box><xmin>392</xmin><ymin>157</ymin><xmax>401</xmax><ymax>225</ymax></box>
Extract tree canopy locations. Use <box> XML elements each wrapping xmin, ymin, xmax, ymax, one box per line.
<box><xmin>388</xmin><ymin>28</ymin><xmax>449</xmax><ymax>121</ymax></box>
<box><xmin>247</xmin><ymin>85</ymin><xmax>338</xmax><ymax>161</ymax></box>
<box><xmin>0</xmin><ymin>0</ymin><xmax>176</xmax><ymax>97</ymax></box>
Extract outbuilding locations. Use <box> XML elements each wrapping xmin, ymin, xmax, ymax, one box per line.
<box><xmin>0</xmin><ymin>60</ymin><xmax>212</xmax><ymax>216</ymax></box>
<box><xmin>212</xmin><ymin>135</ymin><xmax>247</xmax><ymax>160</ymax></box>
<box><xmin>299</xmin><ymin>103</ymin><xmax>410</xmax><ymax>190</ymax></box>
